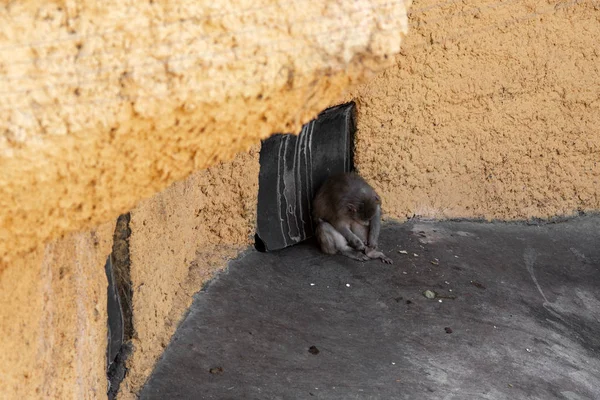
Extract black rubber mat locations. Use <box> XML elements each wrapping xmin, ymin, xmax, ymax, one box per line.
<box><xmin>256</xmin><ymin>102</ymin><xmax>355</xmax><ymax>252</ymax></box>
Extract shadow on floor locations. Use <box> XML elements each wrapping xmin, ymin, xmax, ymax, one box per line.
<box><xmin>141</xmin><ymin>216</ymin><xmax>600</xmax><ymax>400</ymax></box>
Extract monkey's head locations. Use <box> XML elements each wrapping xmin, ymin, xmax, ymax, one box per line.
<box><xmin>347</xmin><ymin>194</ymin><xmax>381</xmax><ymax>225</ymax></box>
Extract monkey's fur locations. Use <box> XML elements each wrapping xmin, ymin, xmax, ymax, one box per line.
<box><xmin>312</xmin><ymin>172</ymin><xmax>392</xmax><ymax>264</ymax></box>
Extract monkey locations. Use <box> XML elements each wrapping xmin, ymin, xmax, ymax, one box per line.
<box><xmin>312</xmin><ymin>172</ymin><xmax>392</xmax><ymax>264</ymax></box>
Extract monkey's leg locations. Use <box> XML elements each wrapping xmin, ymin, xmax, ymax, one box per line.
<box><xmin>316</xmin><ymin>221</ymin><xmax>369</xmax><ymax>261</ymax></box>
<box><xmin>315</xmin><ymin>221</ymin><xmax>338</xmax><ymax>255</ymax></box>
<box><xmin>350</xmin><ymin>222</ymin><xmax>369</xmax><ymax>245</ymax></box>
<box><xmin>350</xmin><ymin>222</ymin><xmax>392</xmax><ymax>262</ymax></box>
<box><xmin>365</xmin><ymin>247</ymin><xmax>393</xmax><ymax>264</ymax></box>
<box><xmin>339</xmin><ymin>249</ymin><xmax>371</xmax><ymax>262</ymax></box>
<box><xmin>333</xmin><ymin>222</ymin><xmax>366</xmax><ymax>251</ymax></box>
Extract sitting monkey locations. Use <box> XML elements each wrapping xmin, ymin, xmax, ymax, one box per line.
<box><xmin>312</xmin><ymin>172</ymin><xmax>392</xmax><ymax>264</ymax></box>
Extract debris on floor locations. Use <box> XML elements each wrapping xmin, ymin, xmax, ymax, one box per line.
<box><xmin>209</xmin><ymin>367</ymin><xmax>224</xmax><ymax>375</ymax></box>
<box><xmin>470</xmin><ymin>280</ymin><xmax>486</xmax><ymax>290</ymax></box>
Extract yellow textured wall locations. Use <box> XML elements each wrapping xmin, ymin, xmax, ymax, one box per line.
<box><xmin>119</xmin><ymin>149</ymin><xmax>259</xmax><ymax>398</ymax></box>
<box><xmin>4</xmin><ymin>0</ymin><xmax>600</xmax><ymax>399</ymax></box>
<box><xmin>0</xmin><ymin>0</ymin><xmax>410</xmax><ymax>266</ymax></box>
<box><xmin>119</xmin><ymin>1</ymin><xmax>600</xmax><ymax>389</ymax></box>
<box><xmin>0</xmin><ymin>221</ymin><xmax>114</xmax><ymax>399</ymax></box>
<box><xmin>351</xmin><ymin>0</ymin><xmax>600</xmax><ymax>220</ymax></box>
<box><xmin>0</xmin><ymin>1</ymin><xmax>411</xmax><ymax>399</ymax></box>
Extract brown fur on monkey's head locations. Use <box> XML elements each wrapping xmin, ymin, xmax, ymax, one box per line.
<box><xmin>312</xmin><ymin>171</ymin><xmax>382</xmax><ymax>225</ymax></box>
<box><xmin>345</xmin><ymin>180</ymin><xmax>380</xmax><ymax>224</ymax></box>
<box><xmin>330</xmin><ymin>172</ymin><xmax>380</xmax><ymax>223</ymax></box>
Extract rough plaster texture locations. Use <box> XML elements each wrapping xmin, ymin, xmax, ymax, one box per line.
<box><xmin>117</xmin><ymin>149</ymin><xmax>259</xmax><ymax>398</ymax></box>
<box><xmin>119</xmin><ymin>1</ymin><xmax>600</xmax><ymax>395</ymax></box>
<box><xmin>0</xmin><ymin>0</ymin><xmax>410</xmax><ymax>266</ymax></box>
<box><xmin>0</xmin><ymin>221</ymin><xmax>114</xmax><ymax>399</ymax></box>
<box><xmin>3</xmin><ymin>0</ymin><xmax>600</xmax><ymax>399</ymax></box>
<box><xmin>350</xmin><ymin>0</ymin><xmax>600</xmax><ymax>220</ymax></box>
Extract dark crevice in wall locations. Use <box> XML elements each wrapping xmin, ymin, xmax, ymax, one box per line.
<box><xmin>254</xmin><ymin>233</ymin><xmax>267</xmax><ymax>252</ymax></box>
<box><xmin>255</xmin><ymin>102</ymin><xmax>356</xmax><ymax>252</ymax></box>
<box><xmin>111</xmin><ymin>213</ymin><xmax>133</xmax><ymax>340</ymax></box>
<box><xmin>107</xmin><ymin>341</ymin><xmax>132</xmax><ymax>400</ymax></box>
<box><xmin>106</xmin><ymin>213</ymin><xmax>133</xmax><ymax>400</ymax></box>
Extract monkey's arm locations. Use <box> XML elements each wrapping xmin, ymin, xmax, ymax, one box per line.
<box><xmin>367</xmin><ymin>205</ymin><xmax>382</xmax><ymax>248</ymax></box>
<box><xmin>333</xmin><ymin>221</ymin><xmax>366</xmax><ymax>251</ymax></box>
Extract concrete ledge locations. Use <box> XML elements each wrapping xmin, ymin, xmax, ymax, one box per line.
<box><xmin>141</xmin><ymin>216</ymin><xmax>600</xmax><ymax>399</ymax></box>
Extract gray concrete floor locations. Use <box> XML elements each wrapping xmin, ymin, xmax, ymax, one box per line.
<box><xmin>141</xmin><ymin>216</ymin><xmax>600</xmax><ymax>400</ymax></box>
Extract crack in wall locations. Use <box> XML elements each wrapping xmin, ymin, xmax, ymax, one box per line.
<box><xmin>106</xmin><ymin>213</ymin><xmax>133</xmax><ymax>400</ymax></box>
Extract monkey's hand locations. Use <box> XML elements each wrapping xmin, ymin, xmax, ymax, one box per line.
<box><xmin>379</xmin><ymin>254</ymin><xmax>393</xmax><ymax>264</ymax></box>
<box><xmin>337</xmin><ymin>226</ymin><xmax>365</xmax><ymax>251</ymax></box>
<box><xmin>365</xmin><ymin>246</ymin><xmax>377</xmax><ymax>256</ymax></box>
<box><xmin>350</xmin><ymin>238</ymin><xmax>366</xmax><ymax>251</ymax></box>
